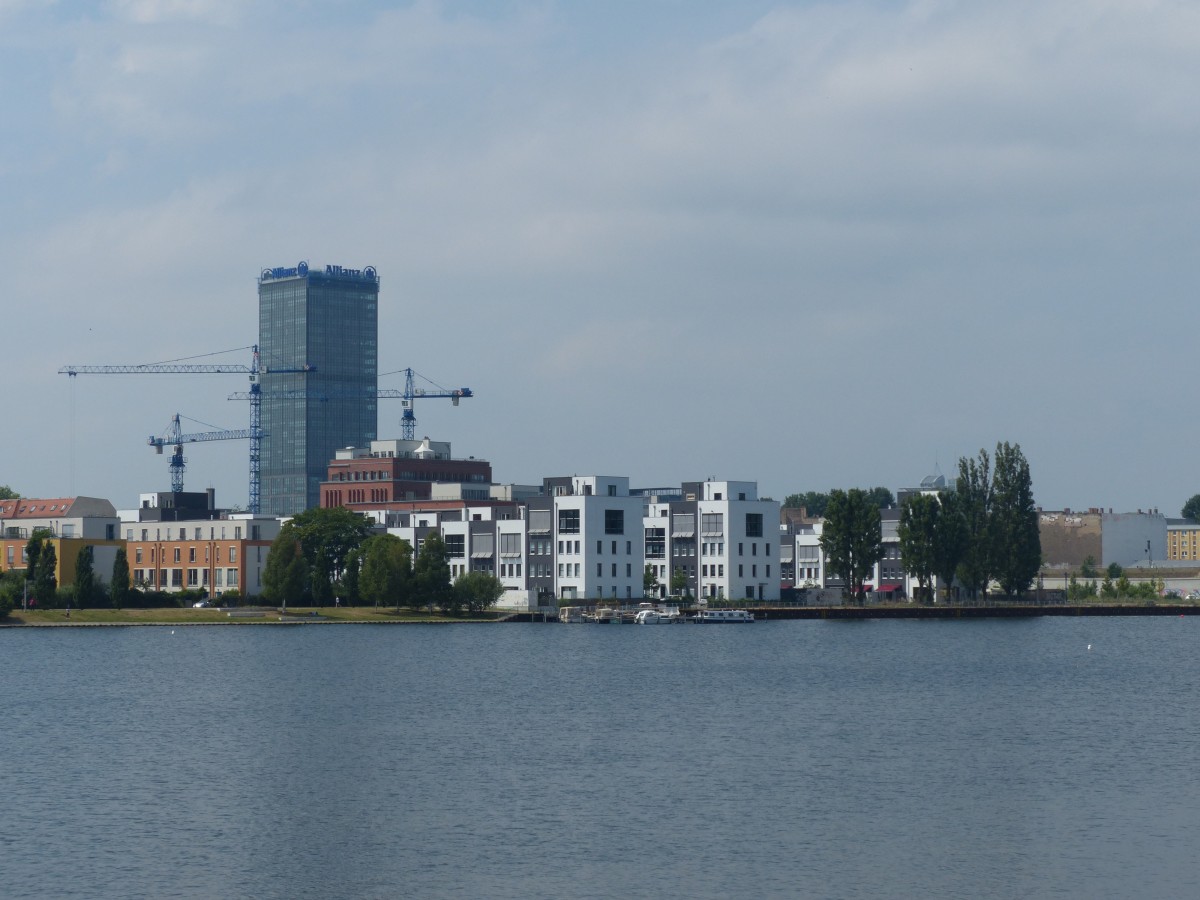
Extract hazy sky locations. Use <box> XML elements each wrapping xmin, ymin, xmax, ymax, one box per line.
<box><xmin>2</xmin><ymin>0</ymin><xmax>1197</xmax><ymax>514</ymax></box>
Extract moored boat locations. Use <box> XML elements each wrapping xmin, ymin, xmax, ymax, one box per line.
<box><xmin>690</xmin><ymin>608</ymin><xmax>755</xmax><ymax>623</ymax></box>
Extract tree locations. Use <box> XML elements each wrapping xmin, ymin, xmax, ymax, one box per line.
<box><xmin>1106</xmin><ymin>561</ymin><xmax>1123</xmax><ymax>580</ymax></box>
<box><xmin>1183</xmin><ymin>495</ymin><xmax>1200</xmax><ymax>521</ymax></box>
<box><xmin>339</xmin><ymin>547</ymin><xmax>362</xmax><ymax>606</ymax></box>
<box><xmin>0</xmin><ymin>484</ymin><xmax>19</xmax><ymax>500</ymax></box>
<box><xmin>262</xmin><ymin>526</ymin><xmax>309</xmax><ymax>606</ymax></box>
<box><xmin>34</xmin><ymin>541</ymin><xmax>57</xmax><ymax>608</ymax></box>
<box><xmin>956</xmin><ymin>449</ymin><xmax>993</xmax><ymax>599</ymax></box>
<box><xmin>24</xmin><ymin>532</ymin><xmax>45</xmax><ymax>587</ymax></box>
<box><xmin>413</xmin><ymin>532</ymin><xmax>453</xmax><ymax>613</ymax></box>
<box><xmin>989</xmin><ymin>442</ymin><xmax>1041</xmax><ymax>597</ymax></box>
<box><xmin>783</xmin><ymin>491</ymin><xmax>831</xmax><ymax>518</ymax></box>
<box><xmin>1080</xmin><ymin>555</ymin><xmax>1099</xmax><ymax>578</ymax></box>
<box><xmin>898</xmin><ymin>493</ymin><xmax>939</xmax><ymax>602</ymax></box>
<box><xmin>820</xmin><ymin>488</ymin><xmax>883</xmax><ymax>604</ymax></box>
<box><xmin>454</xmin><ymin>570</ymin><xmax>505</xmax><ymax>615</ymax></box>
<box><xmin>643</xmin><ymin>565</ymin><xmax>659</xmax><ymax>598</ymax></box>
<box><xmin>670</xmin><ymin>566</ymin><xmax>690</xmax><ymax>597</ymax></box>
<box><xmin>286</xmin><ymin>507</ymin><xmax>375</xmax><ymax>605</ymax></box>
<box><xmin>359</xmin><ymin>534</ymin><xmax>413</xmax><ymax>610</ymax></box>
<box><xmin>863</xmin><ymin>486</ymin><xmax>896</xmax><ymax>509</ymax></box>
<box><xmin>74</xmin><ymin>545</ymin><xmax>96</xmax><ymax>608</ymax></box>
<box><xmin>110</xmin><ymin>548</ymin><xmax>131</xmax><ymax>610</ymax></box>
<box><xmin>932</xmin><ymin>490</ymin><xmax>969</xmax><ymax>602</ymax></box>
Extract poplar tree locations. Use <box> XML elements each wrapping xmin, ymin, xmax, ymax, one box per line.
<box><xmin>74</xmin><ymin>546</ymin><xmax>95</xmax><ymax>608</ymax></box>
<box><xmin>898</xmin><ymin>493</ymin><xmax>939</xmax><ymax>603</ymax></box>
<box><xmin>820</xmin><ymin>488</ymin><xmax>883</xmax><ymax>605</ymax></box>
<box><xmin>35</xmin><ymin>542</ymin><xmax>57</xmax><ymax>607</ymax></box>
<box><xmin>110</xmin><ymin>548</ymin><xmax>131</xmax><ymax>610</ymax></box>
<box><xmin>990</xmin><ymin>441</ymin><xmax>1041</xmax><ymax>597</ymax></box>
<box><xmin>956</xmin><ymin>449</ymin><xmax>993</xmax><ymax>599</ymax></box>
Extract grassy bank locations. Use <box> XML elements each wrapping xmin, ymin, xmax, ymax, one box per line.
<box><xmin>2</xmin><ymin>606</ymin><xmax>508</xmax><ymax>626</ymax></box>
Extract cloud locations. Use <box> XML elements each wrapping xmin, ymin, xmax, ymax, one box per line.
<box><xmin>3</xmin><ymin>1</ymin><xmax>1200</xmax><ymax>510</ymax></box>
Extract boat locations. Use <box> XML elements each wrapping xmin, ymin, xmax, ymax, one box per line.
<box><xmin>634</xmin><ymin>605</ymin><xmax>682</xmax><ymax>624</ymax></box>
<box><xmin>690</xmin><ymin>608</ymin><xmax>755</xmax><ymax>623</ymax></box>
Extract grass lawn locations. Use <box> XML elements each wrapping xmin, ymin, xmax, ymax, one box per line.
<box><xmin>2</xmin><ymin>605</ymin><xmax>508</xmax><ymax>626</ymax></box>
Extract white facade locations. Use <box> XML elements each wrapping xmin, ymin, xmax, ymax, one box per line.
<box><xmin>552</xmin><ymin>476</ymin><xmax>644</xmax><ymax>601</ymax></box>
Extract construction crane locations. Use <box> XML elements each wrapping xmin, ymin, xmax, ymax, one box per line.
<box><xmin>382</xmin><ymin>368</ymin><xmax>473</xmax><ymax>441</ymax></box>
<box><xmin>148</xmin><ymin>414</ymin><xmax>255</xmax><ymax>494</ymax></box>
<box><xmin>59</xmin><ymin>345</ymin><xmax>313</xmax><ymax>515</ymax></box>
<box><xmin>229</xmin><ymin>368</ymin><xmax>473</xmax><ymax>442</ymax></box>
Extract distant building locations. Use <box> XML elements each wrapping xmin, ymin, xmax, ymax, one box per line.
<box><xmin>258</xmin><ymin>261</ymin><xmax>380</xmax><ymax>517</ymax></box>
<box><xmin>1038</xmin><ymin>508</ymin><xmax>1167</xmax><ymax>568</ymax></box>
<box><xmin>644</xmin><ymin>480</ymin><xmax>780</xmax><ymax>603</ymax></box>
<box><xmin>319</xmin><ymin>438</ymin><xmax>493</xmax><ymax>510</ymax></box>
<box><xmin>1165</xmin><ymin>519</ymin><xmax>1200</xmax><ymax>561</ymax></box>
<box><xmin>0</xmin><ymin>496</ymin><xmax>123</xmax><ymax>590</ymax></box>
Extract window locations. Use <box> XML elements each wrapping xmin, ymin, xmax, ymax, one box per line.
<box><xmin>738</xmin><ymin>564</ymin><xmax>743</xmax><ymax>577</ymax></box>
<box><xmin>752</xmin><ymin>543</ymin><xmax>757</xmax><ymax>556</ymax></box>
<box><xmin>745</xmin><ymin>513</ymin><xmax>763</xmax><ymax>537</ymax></box>
<box><xmin>605</xmin><ymin>509</ymin><xmax>624</xmax><ymax>535</ymax></box>
<box><xmin>135</xmin><ymin>548</ymin><xmax>143</xmax><ymax>564</ymax></box>
<box><xmin>626</xmin><ymin>564</ymin><xmax>631</xmax><ymax>577</ymax></box>
<box><xmin>597</xmin><ymin>563</ymin><xmax>603</xmax><ymax>577</ymax></box>
<box><xmin>611</xmin><ymin>541</ymin><xmax>617</xmax><ymax>554</ymax></box>
<box><xmin>597</xmin><ymin>540</ymin><xmax>603</xmax><ymax>554</ymax></box>
<box><xmin>226</xmin><ymin>569</ymin><xmax>238</xmax><ymax>587</ymax></box>
<box><xmin>645</xmin><ymin>528</ymin><xmax>666</xmax><ymax>559</ymax></box>
<box><xmin>611</xmin><ymin>563</ymin><xmax>617</xmax><ymax>577</ymax></box>
<box><xmin>626</xmin><ymin>541</ymin><xmax>631</xmax><ymax>555</ymax></box>
<box><xmin>188</xmin><ymin>569</ymin><xmax>199</xmax><ymax>586</ymax></box>
<box><xmin>229</xmin><ymin>547</ymin><xmax>238</xmax><ymax>563</ymax></box>
<box><xmin>215</xmin><ymin>569</ymin><xmax>223</xmax><ymax>587</ymax></box>
<box><xmin>558</xmin><ymin>540</ymin><xmax>564</xmax><ymax>554</ymax></box>
<box><xmin>718</xmin><ymin>564</ymin><xmax>724</xmax><ymax>576</ymax></box>
<box><xmin>738</xmin><ymin>543</ymin><xmax>743</xmax><ymax>556</ymax></box>
<box><xmin>189</xmin><ymin>547</ymin><xmax>197</xmax><ymax>563</ymax></box>
<box><xmin>701</xmin><ymin>513</ymin><xmax>724</xmax><ymax>535</ymax></box>
<box><xmin>500</xmin><ymin>533</ymin><xmax>521</xmax><ymax>556</ymax></box>
<box><xmin>444</xmin><ymin>534</ymin><xmax>466</xmax><ymax>557</ymax></box>
<box><xmin>173</xmin><ymin>548</ymin><xmax>181</xmax><ymax>563</ymax></box>
<box><xmin>558</xmin><ymin>509</ymin><xmax>580</xmax><ymax>534</ymax></box>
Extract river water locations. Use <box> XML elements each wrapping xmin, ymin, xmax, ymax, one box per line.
<box><xmin>2</xmin><ymin>617</ymin><xmax>1198</xmax><ymax>899</ymax></box>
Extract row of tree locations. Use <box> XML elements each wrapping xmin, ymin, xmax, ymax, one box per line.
<box><xmin>260</xmin><ymin>507</ymin><xmax>504</xmax><ymax>614</ymax></box>
<box><xmin>819</xmin><ymin>442</ymin><xmax>1041</xmax><ymax>603</ymax></box>
<box><xmin>0</xmin><ymin>531</ymin><xmax>136</xmax><ymax>613</ymax></box>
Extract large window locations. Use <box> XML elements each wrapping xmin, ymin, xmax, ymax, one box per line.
<box><xmin>558</xmin><ymin>509</ymin><xmax>580</xmax><ymax>534</ymax></box>
<box><xmin>444</xmin><ymin>534</ymin><xmax>466</xmax><ymax>557</ymax></box>
<box><xmin>605</xmin><ymin>509</ymin><xmax>624</xmax><ymax>535</ymax></box>
<box><xmin>701</xmin><ymin>513</ymin><xmax>724</xmax><ymax>535</ymax></box>
<box><xmin>745</xmin><ymin>513</ymin><xmax>763</xmax><ymax>537</ymax></box>
<box><xmin>645</xmin><ymin>528</ymin><xmax>666</xmax><ymax>559</ymax></box>
<box><xmin>500</xmin><ymin>533</ymin><xmax>521</xmax><ymax>556</ymax></box>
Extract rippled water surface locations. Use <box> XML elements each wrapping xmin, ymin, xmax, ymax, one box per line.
<box><xmin>3</xmin><ymin>617</ymin><xmax>1199</xmax><ymax>898</ymax></box>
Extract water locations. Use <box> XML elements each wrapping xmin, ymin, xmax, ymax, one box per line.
<box><xmin>3</xmin><ymin>618</ymin><xmax>1199</xmax><ymax>899</ymax></box>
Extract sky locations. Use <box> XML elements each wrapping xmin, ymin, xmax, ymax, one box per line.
<box><xmin>1</xmin><ymin>0</ymin><xmax>1197</xmax><ymax>515</ymax></box>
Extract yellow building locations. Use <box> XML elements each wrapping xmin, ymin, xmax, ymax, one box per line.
<box><xmin>1166</xmin><ymin>519</ymin><xmax>1200</xmax><ymax>561</ymax></box>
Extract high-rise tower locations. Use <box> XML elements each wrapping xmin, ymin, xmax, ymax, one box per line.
<box><xmin>258</xmin><ymin>261</ymin><xmax>379</xmax><ymax>516</ymax></box>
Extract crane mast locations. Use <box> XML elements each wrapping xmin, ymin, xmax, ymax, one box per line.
<box><xmin>148</xmin><ymin>414</ymin><xmax>256</xmax><ymax>494</ymax></box>
<box><xmin>59</xmin><ymin>345</ymin><xmax>311</xmax><ymax>515</ymax></box>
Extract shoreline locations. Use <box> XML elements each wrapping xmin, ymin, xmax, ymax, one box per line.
<box><xmin>4</xmin><ymin>602</ymin><xmax>1199</xmax><ymax>627</ymax></box>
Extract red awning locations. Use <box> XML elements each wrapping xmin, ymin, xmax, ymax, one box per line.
<box><xmin>875</xmin><ymin>584</ymin><xmax>901</xmax><ymax>593</ymax></box>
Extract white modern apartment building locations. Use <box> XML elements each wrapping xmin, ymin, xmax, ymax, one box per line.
<box><xmin>644</xmin><ymin>480</ymin><xmax>781</xmax><ymax>602</ymax></box>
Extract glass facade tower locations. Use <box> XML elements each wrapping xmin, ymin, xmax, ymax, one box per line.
<box><xmin>258</xmin><ymin>263</ymin><xmax>379</xmax><ymax>516</ymax></box>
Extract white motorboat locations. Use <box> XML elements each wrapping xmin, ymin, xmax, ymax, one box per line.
<box><xmin>634</xmin><ymin>605</ymin><xmax>682</xmax><ymax>624</ymax></box>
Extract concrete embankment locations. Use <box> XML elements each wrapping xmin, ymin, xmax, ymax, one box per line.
<box><xmin>506</xmin><ymin>604</ymin><xmax>1200</xmax><ymax>622</ymax></box>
